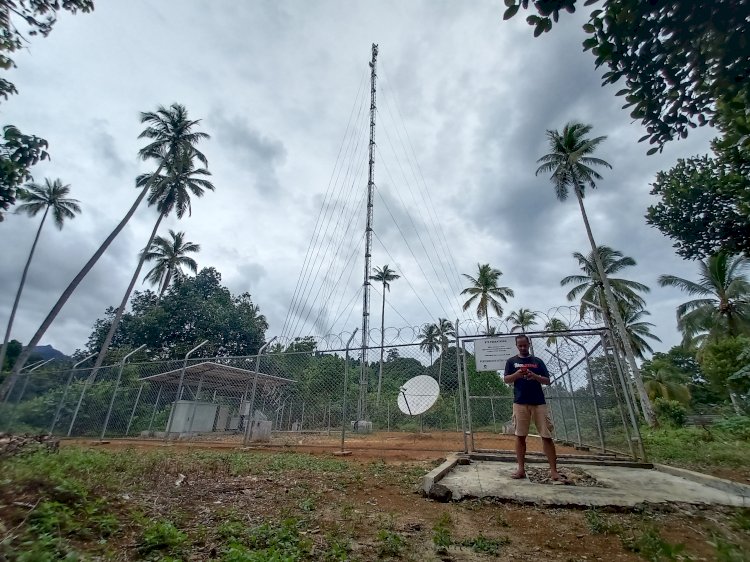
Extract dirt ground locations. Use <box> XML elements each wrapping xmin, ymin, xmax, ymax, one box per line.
<box><xmin>68</xmin><ymin>430</ymin><xmax>590</xmax><ymax>461</ymax></box>
<box><xmin>47</xmin><ymin>435</ymin><xmax>748</xmax><ymax>561</ymax></box>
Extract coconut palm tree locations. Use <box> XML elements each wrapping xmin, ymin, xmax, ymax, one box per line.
<box><xmin>419</xmin><ymin>323</ymin><xmax>440</xmax><ymax>365</ymax></box>
<box><xmin>506</xmin><ymin>308</ymin><xmax>539</xmax><ymax>333</ymax></box>
<box><xmin>0</xmin><ymin>179</ymin><xmax>81</xmax><ymax>372</ymax></box>
<box><xmin>544</xmin><ymin>318</ymin><xmax>568</xmax><ymax>347</ymax></box>
<box><xmin>436</xmin><ymin>318</ymin><xmax>455</xmax><ymax>385</ymax></box>
<box><xmin>2</xmin><ymin>104</ymin><xmax>210</xmax><ymax>393</ymax></box>
<box><xmin>643</xmin><ymin>369</ymin><xmax>691</xmax><ymax>405</ymax></box>
<box><xmin>543</xmin><ymin>318</ymin><xmax>568</xmax><ymax>381</ymax></box>
<box><xmin>143</xmin><ymin>229</ymin><xmax>200</xmax><ymax>297</ymax></box>
<box><xmin>461</xmin><ymin>263</ymin><xmax>514</xmax><ymax>335</ymax></box>
<box><xmin>536</xmin><ymin>121</ymin><xmax>655</xmax><ymax>426</ymax></box>
<box><xmin>658</xmin><ymin>252</ymin><xmax>750</xmax><ymax>346</ymax></box>
<box><xmin>618</xmin><ymin>303</ymin><xmax>661</xmax><ymax>360</ymax></box>
<box><xmin>369</xmin><ymin>264</ymin><xmax>400</xmax><ymax>405</ymax></box>
<box><xmin>561</xmin><ymin>246</ymin><xmax>650</xmax><ymax>320</ymax></box>
<box><xmin>91</xmin><ymin>152</ymin><xmax>215</xmax><ymax>374</ymax></box>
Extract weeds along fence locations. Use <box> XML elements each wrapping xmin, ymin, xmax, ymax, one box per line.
<box><xmin>0</xmin><ymin>313</ymin><xmax>644</xmax><ymax>459</ymax></box>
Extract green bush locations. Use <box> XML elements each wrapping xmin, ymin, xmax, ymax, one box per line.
<box><xmin>139</xmin><ymin>520</ymin><xmax>187</xmax><ymax>556</ymax></box>
<box><xmin>713</xmin><ymin>416</ymin><xmax>750</xmax><ymax>440</ymax></box>
<box><xmin>653</xmin><ymin>398</ymin><xmax>686</xmax><ymax>427</ymax></box>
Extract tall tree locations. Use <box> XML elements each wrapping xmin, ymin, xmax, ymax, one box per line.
<box><xmin>658</xmin><ymin>252</ymin><xmax>750</xmax><ymax>346</ymax></box>
<box><xmin>92</xmin><ymin>151</ymin><xmax>215</xmax><ymax>374</ymax></box>
<box><xmin>506</xmin><ymin>308</ymin><xmax>538</xmax><ymax>333</ymax></box>
<box><xmin>142</xmin><ymin>229</ymin><xmax>200</xmax><ymax>297</ymax></box>
<box><xmin>369</xmin><ymin>264</ymin><xmax>400</xmax><ymax>405</ymax></box>
<box><xmin>642</xmin><ymin>369</ymin><xmax>691</xmax><ymax>405</ymax></box>
<box><xmin>84</xmin><ymin>268</ymin><xmax>268</xmax><ymax>359</ymax></box>
<box><xmin>502</xmin><ymin>1</ymin><xmax>750</xmax><ymax>151</ymax></box>
<box><xmin>561</xmin><ymin>245</ymin><xmax>649</xmax><ymax>320</ymax></box>
<box><xmin>536</xmin><ymin>121</ymin><xmax>655</xmax><ymax>426</ymax></box>
<box><xmin>0</xmin><ymin>178</ymin><xmax>80</xmax><ymax>371</ymax></box>
<box><xmin>544</xmin><ymin>318</ymin><xmax>568</xmax><ymax>347</ymax></box>
<box><xmin>461</xmin><ymin>263</ymin><xmax>514</xmax><ymax>335</ymax></box>
<box><xmin>1</xmin><ymin>103</ymin><xmax>210</xmax><ymax>397</ymax></box>
<box><xmin>0</xmin><ymin>1</ymin><xmax>94</xmax><ymax>220</ymax></box>
<box><xmin>418</xmin><ymin>323</ymin><xmax>440</xmax><ymax>365</ymax></box>
<box><xmin>618</xmin><ymin>303</ymin><xmax>661</xmax><ymax>360</ymax></box>
<box><xmin>435</xmin><ymin>317</ymin><xmax>455</xmax><ymax>385</ymax></box>
<box><xmin>646</xmin><ymin>148</ymin><xmax>750</xmax><ymax>259</ymax></box>
<box><xmin>544</xmin><ymin>318</ymin><xmax>569</xmax><ymax>385</ymax></box>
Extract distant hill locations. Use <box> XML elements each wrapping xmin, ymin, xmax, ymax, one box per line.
<box><xmin>32</xmin><ymin>345</ymin><xmax>68</xmax><ymax>361</ymax></box>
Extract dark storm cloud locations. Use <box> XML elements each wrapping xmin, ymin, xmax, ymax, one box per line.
<box><xmin>209</xmin><ymin>109</ymin><xmax>287</xmax><ymax>196</ymax></box>
<box><xmin>231</xmin><ymin>263</ymin><xmax>267</xmax><ymax>290</ymax></box>
<box><xmin>91</xmin><ymin>124</ymin><xmax>129</xmax><ymax>177</ymax></box>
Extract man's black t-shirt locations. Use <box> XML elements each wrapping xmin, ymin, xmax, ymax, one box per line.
<box><xmin>504</xmin><ymin>354</ymin><xmax>549</xmax><ymax>405</ymax></box>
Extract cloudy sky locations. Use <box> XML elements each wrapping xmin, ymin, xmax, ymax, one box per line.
<box><xmin>1</xmin><ymin>1</ymin><xmax>716</xmax><ymax>356</ymax></box>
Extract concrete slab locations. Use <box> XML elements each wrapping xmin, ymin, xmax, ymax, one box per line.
<box><xmin>428</xmin><ymin>458</ymin><xmax>750</xmax><ymax>508</ymax></box>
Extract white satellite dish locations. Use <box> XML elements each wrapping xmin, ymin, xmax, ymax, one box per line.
<box><xmin>397</xmin><ymin>375</ymin><xmax>440</xmax><ymax>416</ymax></box>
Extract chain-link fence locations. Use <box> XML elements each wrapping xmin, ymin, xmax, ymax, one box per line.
<box><xmin>1</xmin><ymin>311</ymin><xmax>644</xmax><ymax>459</ymax></box>
<box><xmin>457</xmin><ymin>328</ymin><xmax>643</xmax><ymax>459</ymax></box>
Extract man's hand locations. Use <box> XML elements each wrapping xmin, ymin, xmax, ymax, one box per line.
<box><xmin>519</xmin><ymin>368</ymin><xmax>535</xmax><ymax>381</ymax></box>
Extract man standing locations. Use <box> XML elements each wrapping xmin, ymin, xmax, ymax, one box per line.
<box><xmin>503</xmin><ymin>334</ymin><xmax>562</xmax><ymax>480</ymax></box>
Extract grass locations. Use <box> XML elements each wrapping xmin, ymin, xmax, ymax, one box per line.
<box><xmin>641</xmin><ymin>424</ymin><xmax>750</xmax><ymax>477</ymax></box>
<box><xmin>376</xmin><ymin>529</ymin><xmax>406</xmax><ymax>558</ymax></box>
<box><xmin>459</xmin><ymin>534</ymin><xmax>511</xmax><ymax>555</ymax></box>
<box><xmin>138</xmin><ymin>519</ymin><xmax>187</xmax><ymax>557</ymax></box>
<box><xmin>620</xmin><ymin>527</ymin><xmax>687</xmax><ymax>562</ymax></box>
<box><xmin>431</xmin><ymin>513</ymin><xmax>452</xmax><ymax>552</ymax></box>
<box><xmin>584</xmin><ymin>509</ymin><xmax>621</xmax><ymax>535</ymax></box>
<box><xmin>1</xmin><ymin>444</ymin><xmax>747</xmax><ymax>561</ymax></box>
<box><xmin>0</xmin><ymin>447</ymin><xmax>364</xmax><ymax>561</ymax></box>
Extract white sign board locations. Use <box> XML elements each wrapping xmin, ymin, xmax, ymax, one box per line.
<box><xmin>474</xmin><ymin>337</ymin><xmax>517</xmax><ymax>371</ymax></box>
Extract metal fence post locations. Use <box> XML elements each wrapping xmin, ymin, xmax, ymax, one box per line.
<box><xmin>5</xmin><ymin>358</ymin><xmax>54</xmax><ymax>432</ymax></box>
<box><xmin>243</xmin><ymin>337</ymin><xmax>276</xmax><ymax>445</ymax></box>
<box><xmin>49</xmin><ymin>353</ymin><xmax>96</xmax><ymax>435</ymax></box>
<box><xmin>340</xmin><ymin>329</ymin><xmax>358</xmax><ymax>453</ymax></box>
<box><xmin>560</xmin><ymin>357</ymin><xmax>582</xmax><ymax>447</ymax></box>
<box><xmin>455</xmin><ymin>320</ymin><xmax>468</xmax><ymax>453</ymax></box>
<box><xmin>602</xmin><ymin>333</ymin><xmax>643</xmax><ymax>459</ymax></box>
<box><xmin>147</xmin><ymin>384</ymin><xmax>164</xmax><ymax>433</ymax></box>
<box><xmin>100</xmin><ymin>345</ymin><xmax>145</xmax><ymax>440</ymax></box>
<box><xmin>461</xmin><ymin>340</ymin><xmax>475</xmax><ymax>452</ymax></box>
<box><xmin>453</xmin><ymin>396</ymin><xmax>459</xmax><ymax>432</ymax></box>
<box><xmin>186</xmin><ymin>372</ymin><xmax>206</xmax><ymax>438</ymax></box>
<box><xmin>125</xmin><ymin>383</ymin><xmax>145</xmax><ymax>436</ymax></box>
<box><xmin>2</xmin><ymin>359</ymin><xmax>46</xmax><ymax>406</ymax></box>
<box><xmin>566</xmin><ymin>336</ymin><xmax>606</xmax><ymax>453</ymax></box>
<box><xmin>164</xmin><ymin>340</ymin><xmax>208</xmax><ymax>440</ymax></box>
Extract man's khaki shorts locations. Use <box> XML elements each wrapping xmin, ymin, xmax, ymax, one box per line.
<box><xmin>512</xmin><ymin>403</ymin><xmax>554</xmax><ymax>438</ymax></box>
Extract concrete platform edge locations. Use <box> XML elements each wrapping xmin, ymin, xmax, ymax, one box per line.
<box><xmin>654</xmin><ymin>463</ymin><xmax>750</xmax><ymax>498</ymax></box>
<box><xmin>421</xmin><ymin>453</ymin><xmax>461</xmax><ymax>495</ymax></box>
<box><xmin>469</xmin><ymin>452</ymin><xmax>653</xmax><ymax>469</ymax></box>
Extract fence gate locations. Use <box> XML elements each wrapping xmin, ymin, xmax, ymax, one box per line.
<box><xmin>457</xmin><ymin>327</ymin><xmax>644</xmax><ymax>460</ymax></box>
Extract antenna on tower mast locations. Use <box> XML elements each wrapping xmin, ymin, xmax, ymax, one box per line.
<box><xmin>357</xmin><ymin>43</ymin><xmax>378</xmax><ymax>426</ymax></box>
